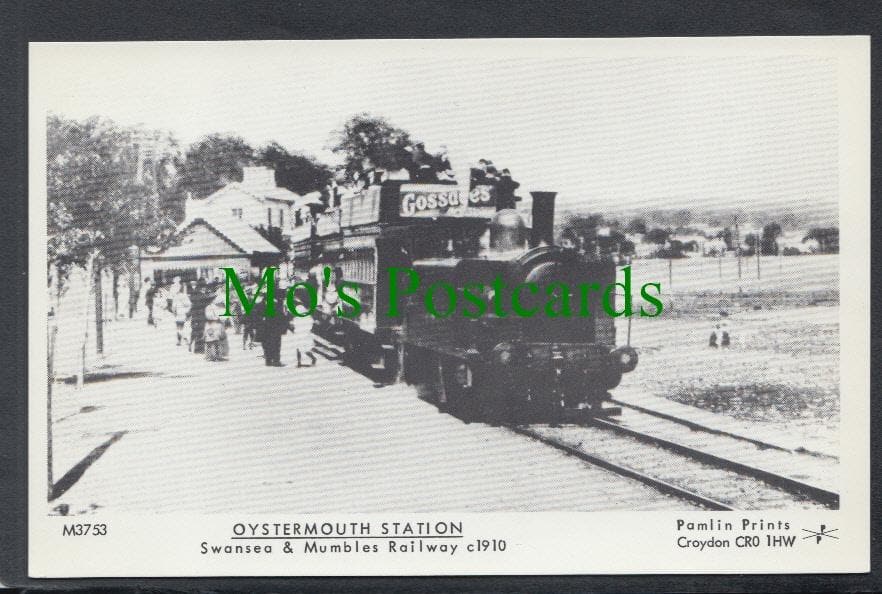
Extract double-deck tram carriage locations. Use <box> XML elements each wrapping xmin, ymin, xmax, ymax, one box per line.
<box><xmin>290</xmin><ymin>180</ymin><xmax>637</xmax><ymax>423</ymax></box>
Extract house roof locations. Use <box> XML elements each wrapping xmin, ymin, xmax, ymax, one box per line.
<box><xmin>236</xmin><ymin>166</ymin><xmax>302</xmax><ymax>203</ymax></box>
<box><xmin>189</xmin><ymin>182</ymin><xmax>301</xmax><ymax>209</ymax></box>
<box><xmin>222</xmin><ymin>183</ymin><xmax>302</xmax><ymax>204</ymax></box>
<box><xmin>259</xmin><ymin>187</ymin><xmax>303</xmax><ymax>204</ymax></box>
<box><xmin>184</xmin><ymin>167</ymin><xmax>303</xmax><ymax>217</ymax></box>
<box><xmin>178</xmin><ymin>216</ymin><xmax>281</xmax><ymax>254</ymax></box>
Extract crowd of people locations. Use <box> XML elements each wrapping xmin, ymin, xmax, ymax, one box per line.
<box><xmin>469</xmin><ymin>159</ymin><xmax>521</xmax><ymax>210</ymax></box>
<box><xmin>329</xmin><ymin>144</ymin><xmax>521</xmax><ymax>212</ymax></box>
<box><xmin>342</xmin><ymin>143</ymin><xmax>455</xmax><ymax>193</ymax></box>
<box><xmin>142</xmin><ymin>276</ymin><xmax>317</xmax><ymax>368</ymax></box>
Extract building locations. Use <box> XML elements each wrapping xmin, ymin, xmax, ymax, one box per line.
<box><xmin>668</xmin><ymin>233</ymin><xmax>707</xmax><ymax>256</ymax></box>
<box><xmin>141</xmin><ymin>216</ymin><xmax>282</xmax><ymax>284</ymax></box>
<box><xmin>141</xmin><ymin>167</ymin><xmax>295</xmax><ymax>284</ymax></box>
<box><xmin>703</xmin><ymin>237</ymin><xmax>728</xmax><ymax>256</ymax></box>
<box><xmin>183</xmin><ymin>166</ymin><xmax>302</xmax><ymax>232</ymax></box>
<box><xmin>778</xmin><ymin>230</ymin><xmax>820</xmax><ymax>254</ymax></box>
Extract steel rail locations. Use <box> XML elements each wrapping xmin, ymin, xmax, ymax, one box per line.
<box><xmin>507</xmin><ymin>425</ymin><xmax>733</xmax><ymax>511</ymax></box>
<box><xmin>590</xmin><ymin>417</ymin><xmax>840</xmax><ymax>509</ymax></box>
<box><xmin>609</xmin><ymin>398</ymin><xmax>838</xmax><ymax>461</ymax></box>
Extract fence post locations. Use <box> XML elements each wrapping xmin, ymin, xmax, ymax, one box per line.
<box><xmin>735</xmin><ymin>218</ymin><xmax>742</xmax><ymax>280</ymax></box>
<box><xmin>78</xmin><ymin>253</ymin><xmax>97</xmax><ymax>389</ymax></box>
<box><xmin>47</xmin><ymin>324</ymin><xmax>57</xmax><ymax>500</ymax></box>
<box><xmin>756</xmin><ymin>242</ymin><xmax>761</xmax><ymax>280</ymax></box>
<box><xmin>95</xmin><ymin>263</ymin><xmax>104</xmax><ymax>354</ymax></box>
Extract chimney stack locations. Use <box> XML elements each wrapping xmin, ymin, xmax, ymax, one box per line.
<box><xmin>529</xmin><ymin>191</ymin><xmax>557</xmax><ymax>248</ymax></box>
<box><xmin>241</xmin><ymin>166</ymin><xmax>277</xmax><ymax>189</ymax></box>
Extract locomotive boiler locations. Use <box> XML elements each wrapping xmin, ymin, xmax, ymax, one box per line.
<box><xmin>290</xmin><ymin>180</ymin><xmax>637</xmax><ymax>423</ymax></box>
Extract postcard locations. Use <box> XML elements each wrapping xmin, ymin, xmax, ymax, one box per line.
<box><xmin>28</xmin><ymin>37</ymin><xmax>869</xmax><ymax>576</ymax></box>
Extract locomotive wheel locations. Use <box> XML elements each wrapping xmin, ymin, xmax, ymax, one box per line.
<box><xmin>478</xmin><ymin>376</ymin><xmax>508</xmax><ymax>426</ymax></box>
<box><xmin>600</xmin><ymin>368</ymin><xmax>623</xmax><ymax>391</ymax></box>
<box><xmin>588</xmin><ymin>392</ymin><xmax>614</xmax><ymax>415</ymax></box>
<box><xmin>523</xmin><ymin>376</ymin><xmax>562</xmax><ymax>424</ymax></box>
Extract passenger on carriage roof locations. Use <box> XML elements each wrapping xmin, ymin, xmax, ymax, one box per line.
<box><xmin>485</xmin><ymin>160</ymin><xmax>499</xmax><ymax>180</ymax></box>
<box><xmin>435</xmin><ymin>145</ymin><xmax>455</xmax><ymax>181</ymax></box>
<box><xmin>358</xmin><ymin>157</ymin><xmax>384</xmax><ymax>187</ymax></box>
<box><xmin>496</xmin><ymin>168</ymin><xmax>521</xmax><ymax>211</ymax></box>
<box><xmin>470</xmin><ymin>159</ymin><xmax>488</xmax><ymax>187</ymax></box>
<box><xmin>409</xmin><ymin>142</ymin><xmax>436</xmax><ymax>183</ymax></box>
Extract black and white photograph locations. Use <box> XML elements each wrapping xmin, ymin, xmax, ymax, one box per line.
<box><xmin>27</xmin><ymin>37</ymin><xmax>870</xmax><ymax>576</ymax></box>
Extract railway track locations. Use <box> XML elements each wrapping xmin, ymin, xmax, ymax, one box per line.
<box><xmin>509</xmin><ymin>410</ymin><xmax>839</xmax><ymax>510</ymax></box>
<box><xmin>508</xmin><ymin>425</ymin><xmax>732</xmax><ymax>510</ymax></box>
<box><xmin>319</xmin><ymin>332</ymin><xmax>839</xmax><ymax>509</ymax></box>
<box><xmin>609</xmin><ymin>398</ymin><xmax>839</xmax><ymax>461</ymax></box>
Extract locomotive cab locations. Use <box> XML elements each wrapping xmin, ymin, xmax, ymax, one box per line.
<box><xmin>401</xmin><ymin>243</ymin><xmax>632</xmax><ymax>424</ymax></box>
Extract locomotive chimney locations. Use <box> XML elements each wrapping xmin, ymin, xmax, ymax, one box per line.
<box><xmin>529</xmin><ymin>191</ymin><xmax>557</xmax><ymax>248</ymax></box>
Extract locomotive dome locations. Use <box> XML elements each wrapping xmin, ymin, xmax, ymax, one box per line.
<box><xmin>489</xmin><ymin>208</ymin><xmax>527</xmax><ymax>251</ymax></box>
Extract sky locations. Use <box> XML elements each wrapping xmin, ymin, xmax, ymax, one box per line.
<box><xmin>31</xmin><ymin>40</ymin><xmax>841</xmax><ymax>219</ymax></box>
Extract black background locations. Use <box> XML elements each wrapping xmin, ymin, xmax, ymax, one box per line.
<box><xmin>1</xmin><ymin>0</ymin><xmax>879</xmax><ymax>591</ymax></box>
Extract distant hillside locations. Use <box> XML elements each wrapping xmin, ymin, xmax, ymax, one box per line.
<box><xmin>556</xmin><ymin>205</ymin><xmax>837</xmax><ymax>231</ymax></box>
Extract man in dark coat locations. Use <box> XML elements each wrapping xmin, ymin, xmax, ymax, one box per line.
<box><xmin>496</xmin><ymin>168</ymin><xmax>521</xmax><ymax>211</ymax></box>
<box><xmin>469</xmin><ymin>159</ymin><xmax>488</xmax><ymax>189</ymax></box>
<box><xmin>258</xmin><ymin>289</ymin><xmax>290</xmax><ymax>366</ymax></box>
<box><xmin>409</xmin><ymin>143</ymin><xmax>435</xmax><ymax>183</ymax></box>
<box><xmin>485</xmin><ymin>160</ymin><xmax>499</xmax><ymax>180</ymax></box>
<box><xmin>144</xmin><ymin>280</ymin><xmax>157</xmax><ymax>326</ymax></box>
<box><xmin>189</xmin><ymin>279</ymin><xmax>211</xmax><ymax>353</ymax></box>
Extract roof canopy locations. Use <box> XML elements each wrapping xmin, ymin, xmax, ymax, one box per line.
<box><xmin>172</xmin><ymin>216</ymin><xmax>281</xmax><ymax>255</ymax></box>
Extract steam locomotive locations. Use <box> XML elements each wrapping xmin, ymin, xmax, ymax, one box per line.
<box><xmin>289</xmin><ymin>180</ymin><xmax>637</xmax><ymax>423</ymax></box>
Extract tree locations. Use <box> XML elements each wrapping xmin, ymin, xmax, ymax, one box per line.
<box><xmin>172</xmin><ymin>134</ymin><xmax>255</xmax><ymax>207</ymax></box>
<box><xmin>626</xmin><ymin>217</ymin><xmax>647</xmax><ymax>235</ymax></box>
<box><xmin>257</xmin><ymin>142</ymin><xmax>333</xmax><ymax>196</ymax></box>
<box><xmin>47</xmin><ymin>114</ymin><xmax>178</xmax><ymax>389</ymax></box>
<box><xmin>644</xmin><ymin>227</ymin><xmax>670</xmax><ymax>245</ymax></box>
<box><xmin>717</xmin><ymin>227</ymin><xmax>734</xmax><ymax>250</ymax></box>
<box><xmin>330</xmin><ymin>113</ymin><xmax>415</xmax><ymax>182</ymax></box>
<box><xmin>48</xmin><ymin>115</ymin><xmax>177</xmax><ymax>273</ymax></box>
<box><xmin>760</xmin><ymin>222</ymin><xmax>782</xmax><ymax>255</ymax></box>
<box><xmin>658</xmin><ymin>240</ymin><xmax>687</xmax><ymax>259</ymax></box>
<box><xmin>598</xmin><ymin>229</ymin><xmax>635</xmax><ymax>256</ymax></box>
<box><xmin>674</xmin><ymin>209</ymin><xmax>692</xmax><ymax>228</ymax></box>
<box><xmin>804</xmin><ymin>227</ymin><xmax>839</xmax><ymax>254</ymax></box>
<box><xmin>558</xmin><ymin>214</ymin><xmax>604</xmax><ymax>252</ymax></box>
<box><xmin>743</xmin><ymin>232</ymin><xmax>758</xmax><ymax>256</ymax></box>
<box><xmin>155</xmin><ymin>153</ymin><xmax>187</xmax><ymax>225</ymax></box>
